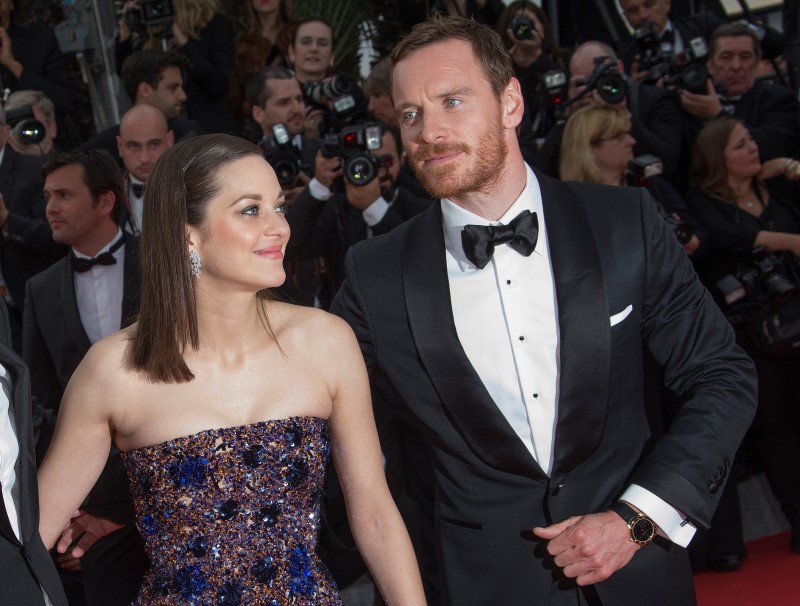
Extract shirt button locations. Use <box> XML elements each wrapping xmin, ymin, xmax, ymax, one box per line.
<box><xmin>533</xmin><ymin>393</ymin><xmax>538</xmax><ymax>398</ymax></box>
<box><xmin>506</xmin><ymin>280</ymin><xmax>511</xmax><ymax>285</ymax></box>
<box><xmin>519</xmin><ymin>336</ymin><xmax>524</xmax><ymax>341</ymax></box>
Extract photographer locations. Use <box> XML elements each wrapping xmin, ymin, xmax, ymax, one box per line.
<box><xmin>495</xmin><ymin>1</ymin><xmax>564</xmax><ymax>144</ymax></box>
<box><xmin>560</xmin><ymin>105</ymin><xmax>704</xmax><ymax>258</ymax></box>
<box><xmin>286</xmin><ymin>123</ymin><xmax>430</xmax><ymax>309</ymax></box>
<box><xmin>681</xmin><ymin>23</ymin><xmax>798</xmax><ymax>163</ymax></box>
<box><xmin>117</xmin><ymin>0</ymin><xmax>237</xmax><ymax>134</ymax></box>
<box><xmin>535</xmin><ymin>41</ymin><xmax>683</xmax><ymax>186</ymax></box>
<box><xmin>688</xmin><ymin>117</ymin><xmax>800</xmax><ymax>556</ymax></box>
<box><xmin>3</xmin><ymin>90</ymin><xmax>59</xmax><ymax>156</ymax></box>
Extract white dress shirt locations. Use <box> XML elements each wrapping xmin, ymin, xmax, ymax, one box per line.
<box><xmin>0</xmin><ymin>363</ymin><xmax>55</xmax><ymax>605</ymax></box>
<box><xmin>442</xmin><ymin>164</ymin><xmax>695</xmax><ymax>546</ymax></box>
<box><xmin>74</xmin><ymin>230</ymin><xmax>125</xmax><ymax>344</ymax></box>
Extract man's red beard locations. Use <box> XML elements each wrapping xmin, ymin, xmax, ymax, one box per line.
<box><xmin>410</xmin><ymin>123</ymin><xmax>508</xmax><ymax>200</ymax></box>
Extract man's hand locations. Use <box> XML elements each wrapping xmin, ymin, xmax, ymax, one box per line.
<box><xmin>314</xmin><ymin>151</ymin><xmax>342</xmax><ymax>189</ymax></box>
<box><xmin>679</xmin><ymin>79</ymin><xmax>722</xmax><ymax>119</ymax></box>
<box><xmin>0</xmin><ymin>27</ymin><xmax>22</xmax><ymax>77</ymax></box>
<box><xmin>283</xmin><ymin>172</ymin><xmax>311</xmax><ymax>206</ymax></box>
<box><xmin>55</xmin><ymin>510</ymin><xmax>125</xmax><ymax>559</ymax></box>
<box><xmin>533</xmin><ymin>511</ymin><xmax>640</xmax><ymax>585</ymax></box>
<box><xmin>506</xmin><ymin>30</ymin><xmax>542</xmax><ymax>68</ymax></box>
<box><xmin>304</xmin><ymin>108</ymin><xmax>326</xmax><ymax>140</ymax></box>
<box><xmin>344</xmin><ymin>176</ymin><xmax>381</xmax><ymax>211</ymax></box>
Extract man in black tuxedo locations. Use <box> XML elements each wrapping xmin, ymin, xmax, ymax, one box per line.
<box><xmin>331</xmin><ymin>16</ymin><xmax>756</xmax><ymax>605</ymax></box>
<box><xmin>0</xmin><ymin>105</ymin><xmax>67</xmax><ymax>351</ymax></box>
<box><xmin>679</xmin><ymin>22</ymin><xmax>798</xmax><ymax>161</ymax></box>
<box><xmin>22</xmin><ymin>149</ymin><xmax>146</xmax><ymax>606</ymax></box>
<box><xmin>0</xmin><ymin>298</ymin><xmax>67</xmax><ymax>606</ymax></box>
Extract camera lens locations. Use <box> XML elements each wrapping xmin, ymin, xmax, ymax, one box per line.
<box><xmin>678</xmin><ymin>64</ymin><xmax>708</xmax><ymax>94</ymax></box>
<box><xmin>596</xmin><ymin>73</ymin><xmax>627</xmax><ymax>104</ymax></box>
<box><xmin>346</xmin><ymin>155</ymin><xmax>376</xmax><ymax>186</ymax></box>
<box><xmin>510</xmin><ymin>16</ymin><xmax>534</xmax><ymax>41</ymax></box>
<box><xmin>13</xmin><ymin>119</ymin><xmax>46</xmax><ymax>144</ymax></box>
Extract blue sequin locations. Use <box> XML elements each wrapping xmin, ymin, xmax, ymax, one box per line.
<box><xmin>169</xmin><ymin>455</ymin><xmax>209</xmax><ymax>488</ymax></box>
<box><xmin>251</xmin><ymin>556</ymin><xmax>277</xmax><ymax>584</ymax></box>
<box><xmin>257</xmin><ymin>503</ymin><xmax>281</xmax><ymax>526</ymax></box>
<box><xmin>242</xmin><ymin>444</ymin><xmax>266</xmax><ymax>468</ymax></box>
<box><xmin>176</xmin><ymin>565</ymin><xmax>206</xmax><ymax>599</ymax></box>
<box><xmin>288</xmin><ymin>544</ymin><xmax>316</xmax><ymax>596</ymax></box>
<box><xmin>217</xmin><ymin>581</ymin><xmax>243</xmax><ymax>605</ymax></box>
<box><xmin>282</xmin><ymin>457</ymin><xmax>308</xmax><ymax>487</ymax></box>
<box><xmin>140</xmin><ymin>514</ymin><xmax>156</xmax><ymax>534</ymax></box>
<box><xmin>284</xmin><ymin>422</ymin><xmax>304</xmax><ymax>447</ymax></box>
<box><xmin>218</xmin><ymin>498</ymin><xmax>240</xmax><ymax>520</ymax></box>
<box><xmin>188</xmin><ymin>535</ymin><xmax>207</xmax><ymax>557</ymax></box>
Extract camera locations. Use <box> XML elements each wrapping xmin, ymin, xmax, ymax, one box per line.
<box><xmin>577</xmin><ymin>59</ymin><xmax>627</xmax><ymax>105</ymax></box>
<box><xmin>509</xmin><ymin>15</ymin><xmax>536</xmax><ymax>41</ymax></box>
<box><xmin>542</xmin><ymin>70</ymin><xmax>568</xmax><ymax>109</ymax></box>
<box><xmin>5</xmin><ymin>105</ymin><xmax>46</xmax><ymax>145</ymax></box>
<box><xmin>627</xmin><ymin>155</ymin><xmax>694</xmax><ymax>245</ymax></box>
<box><xmin>321</xmin><ymin>123</ymin><xmax>385</xmax><ymax>186</ymax></box>
<box><xmin>303</xmin><ymin>76</ymin><xmax>369</xmax><ymax>127</ymax></box>
<box><xmin>717</xmin><ymin>247</ymin><xmax>800</xmax><ymax>358</ymax></box>
<box><xmin>258</xmin><ymin>123</ymin><xmax>306</xmax><ymax>188</ymax></box>
<box><xmin>124</xmin><ymin>0</ymin><xmax>175</xmax><ymax>35</ymax></box>
<box><xmin>632</xmin><ymin>22</ymin><xmax>709</xmax><ymax>93</ymax></box>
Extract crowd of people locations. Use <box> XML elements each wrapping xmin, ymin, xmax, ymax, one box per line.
<box><xmin>0</xmin><ymin>0</ymin><xmax>798</xmax><ymax>604</ymax></box>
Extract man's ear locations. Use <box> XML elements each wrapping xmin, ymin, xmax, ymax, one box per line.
<box><xmin>287</xmin><ymin>44</ymin><xmax>296</xmax><ymax>66</ymax></box>
<box><xmin>252</xmin><ymin>103</ymin><xmax>264</xmax><ymax>125</ymax></box>
<box><xmin>166</xmin><ymin>129</ymin><xmax>174</xmax><ymax>148</ymax></box>
<box><xmin>501</xmin><ymin>77</ymin><xmax>525</xmax><ymax>130</ymax></box>
<box><xmin>116</xmin><ymin>135</ymin><xmax>123</xmax><ymax>158</ymax></box>
<box><xmin>137</xmin><ymin>82</ymin><xmax>153</xmax><ymax>103</ymax></box>
<box><xmin>97</xmin><ymin>191</ymin><xmax>116</xmax><ymax>216</ymax></box>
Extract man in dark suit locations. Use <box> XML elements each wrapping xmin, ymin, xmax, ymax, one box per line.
<box><xmin>331</xmin><ymin>17</ymin><xmax>756</xmax><ymax>605</ymax></box>
<box><xmin>0</xmin><ymin>298</ymin><xmax>67</xmax><ymax>606</ymax></box>
<box><xmin>679</xmin><ymin>22</ymin><xmax>798</xmax><ymax>161</ymax></box>
<box><xmin>23</xmin><ymin>149</ymin><xmax>146</xmax><ymax>606</ymax></box>
<box><xmin>0</xmin><ymin>106</ymin><xmax>67</xmax><ymax>351</ymax></box>
<box><xmin>536</xmin><ymin>41</ymin><xmax>684</xmax><ymax>185</ymax></box>
<box><xmin>287</xmin><ymin>124</ymin><xmax>430</xmax><ymax>309</ymax></box>
<box><xmin>80</xmin><ymin>50</ymin><xmax>201</xmax><ymax>167</ymax></box>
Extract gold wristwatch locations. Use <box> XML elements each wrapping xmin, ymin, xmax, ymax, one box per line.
<box><xmin>611</xmin><ymin>501</ymin><xmax>657</xmax><ymax>546</ymax></box>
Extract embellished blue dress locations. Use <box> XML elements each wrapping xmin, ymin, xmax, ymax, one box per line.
<box><xmin>120</xmin><ymin>416</ymin><xmax>342</xmax><ymax>605</ymax></box>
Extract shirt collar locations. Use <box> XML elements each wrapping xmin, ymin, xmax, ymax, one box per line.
<box><xmin>441</xmin><ymin>163</ymin><xmax>544</xmax><ymax>270</ymax></box>
<box><xmin>73</xmin><ymin>229</ymin><xmax>124</xmax><ymax>260</ymax></box>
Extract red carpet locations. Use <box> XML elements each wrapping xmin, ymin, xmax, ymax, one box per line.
<box><xmin>694</xmin><ymin>532</ymin><xmax>800</xmax><ymax>605</ymax></box>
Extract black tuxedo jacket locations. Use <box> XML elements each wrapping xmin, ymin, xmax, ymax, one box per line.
<box><xmin>331</xmin><ymin>171</ymin><xmax>756</xmax><ymax>605</ymax></box>
<box><xmin>0</xmin><ymin>300</ymin><xmax>67</xmax><ymax>606</ymax></box>
<box><xmin>22</xmin><ymin>234</ymin><xmax>141</xmax><ymax>518</ymax></box>
<box><xmin>0</xmin><ymin>146</ymin><xmax>68</xmax><ymax>311</ymax></box>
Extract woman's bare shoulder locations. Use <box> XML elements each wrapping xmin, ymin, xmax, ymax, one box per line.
<box><xmin>271</xmin><ymin>302</ymin><xmax>357</xmax><ymax>352</ymax></box>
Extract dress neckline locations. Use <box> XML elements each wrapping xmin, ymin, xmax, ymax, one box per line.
<box><xmin>120</xmin><ymin>415</ymin><xmax>327</xmax><ymax>456</ymax></box>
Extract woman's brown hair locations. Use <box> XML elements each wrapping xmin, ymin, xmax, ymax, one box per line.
<box><xmin>129</xmin><ymin>133</ymin><xmax>269</xmax><ymax>383</ymax></box>
<box><xmin>690</xmin><ymin>116</ymin><xmax>743</xmax><ymax>203</ymax></box>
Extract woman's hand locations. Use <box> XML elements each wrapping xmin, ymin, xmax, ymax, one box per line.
<box><xmin>506</xmin><ymin>29</ymin><xmax>543</xmax><ymax>68</ymax></box>
<box><xmin>758</xmin><ymin>157</ymin><xmax>800</xmax><ymax>182</ymax></box>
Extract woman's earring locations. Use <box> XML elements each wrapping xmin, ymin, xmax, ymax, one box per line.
<box><xmin>189</xmin><ymin>249</ymin><xmax>201</xmax><ymax>278</ymax></box>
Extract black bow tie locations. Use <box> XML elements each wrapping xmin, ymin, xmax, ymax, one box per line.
<box><xmin>461</xmin><ymin>210</ymin><xmax>539</xmax><ymax>269</ymax></box>
<box><xmin>659</xmin><ymin>28</ymin><xmax>675</xmax><ymax>45</ymax></box>
<box><xmin>71</xmin><ymin>236</ymin><xmax>124</xmax><ymax>273</ymax></box>
<box><xmin>131</xmin><ymin>182</ymin><xmax>145</xmax><ymax>198</ymax></box>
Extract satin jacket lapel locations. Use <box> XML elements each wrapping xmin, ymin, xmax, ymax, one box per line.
<box><xmin>62</xmin><ymin>257</ymin><xmax>92</xmax><ymax>354</ymax></box>
<box><xmin>402</xmin><ymin>204</ymin><xmax>545</xmax><ymax>481</ymax></box>
<box><xmin>539</xmin><ymin>175</ymin><xmax>610</xmax><ymax>480</ymax></box>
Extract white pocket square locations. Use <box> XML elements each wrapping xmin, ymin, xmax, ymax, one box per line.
<box><xmin>610</xmin><ymin>304</ymin><xmax>633</xmax><ymax>327</ymax></box>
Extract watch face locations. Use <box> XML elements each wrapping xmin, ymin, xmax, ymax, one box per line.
<box><xmin>631</xmin><ymin>516</ymin><xmax>656</xmax><ymax>543</ymax></box>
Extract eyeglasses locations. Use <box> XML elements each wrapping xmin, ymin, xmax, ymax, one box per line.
<box><xmin>592</xmin><ymin>131</ymin><xmax>631</xmax><ymax>145</ymax></box>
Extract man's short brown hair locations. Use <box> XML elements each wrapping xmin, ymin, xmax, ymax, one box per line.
<box><xmin>710</xmin><ymin>22</ymin><xmax>762</xmax><ymax>58</ymax></box>
<box><xmin>390</xmin><ymin>15</ymin><xmax>513</xmax><ymax>100</ymax></box>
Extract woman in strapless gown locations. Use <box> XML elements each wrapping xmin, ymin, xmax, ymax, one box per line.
<box><xmin>37</xmin><ymin>134</ymin><xmax>426</xmax><ymax>605</ymax></box>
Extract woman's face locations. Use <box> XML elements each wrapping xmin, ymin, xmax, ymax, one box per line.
<box><xmin>592</xmin><ymin>129</ymin><xmax>636</xmax><ymax>179</ymax></box>
<box><xmin>723</xmin><ymin>123</ymin><xmax>761</xmax><ymax>182</ymax></box>
<box><xmin>250</xmin><ymin>0</ymin><xmax>281</xmax><ymax>16</ymax></box>
<box><xmin>188</xmin><ymin>155</ymin><xmax>289</xmax><ymax>292</ymax></box>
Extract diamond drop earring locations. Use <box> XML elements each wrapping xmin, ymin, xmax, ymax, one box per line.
<box><xmin>189</xmin><ymin>249</ymin><xmax>201</xmax><ymax>278</ymax></box>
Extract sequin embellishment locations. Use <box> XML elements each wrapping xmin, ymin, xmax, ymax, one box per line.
<box><xmin>121</xmin><ymin>417</ymin><xmax>340</xmax><ymax>605</ymax></box>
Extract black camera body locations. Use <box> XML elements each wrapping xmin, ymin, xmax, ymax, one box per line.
<box><xmin>633</xmin><ymin>21</ymin><xmax>709</xmax><ymax>93</ymax></box>
<box><xmin>321</xmin><ymin>123</ymin><xmax>384</xmax><ymax>187</ymax></box>
<box><xmin>5</xmin><ymin>105</ymin><xmax>46</xmax><ymax>145</ymax></box>
<box><xmin>509</xmin><ymin>15</ymin><xmax>536</xmax><ymax>41</ymax></box>
<box><xmin>717</xmin><ymin>247</ymin><xmax>800</xmax><ymax>358</ymax></box>
<box><xmin>578</xmin><ymin>59</ymin><xmax>627</xmax><ymax>105</ymax></box>
<box><xmin>124</xmin><ymin>0</ymin><xmax>175</xmax><ymax>35</ymax></box>
<box><xmin>258</xmin><ymin>123</ymin><xmax>306</xmax><ymax>188</ymax></box>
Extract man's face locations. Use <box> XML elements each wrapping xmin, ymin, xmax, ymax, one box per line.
<box><xmin>620</xmin><ymin>0</ymin><xmax>671</xmax><ymax>33</ymax></box>
<box><xmin>146</xmin><ymin>66</ymin><xmax>186</xmax><ymax>119</ymax></box>
<box><xmin>117</xmin><ymin>114</ymin><xmax>173</xmax><ymax>182</ymax></box>
<box><xmin>44</xmin><ymin>164</ymin><xmax>110</xmax><ymax>249</ymax></box>
<box><xmin>393</xmin><ymin>39</ymin><xmax>511</xmax><ymax>201</ymax></box>
<box><xmin>374</xmin><ymin>131</ymin><xmax>402</xmax><ymax>198</ymax></box>
<box><xmin>368</xmin><ymin>93</ymin><xmax>397</xmax><ymax>125</ymax></box>
<box><xmin>8</xmin><ymin>104</ymin><xmax>57</xmax><ymax>156</ymax></box>
<box><xmin>707</xmin><ymin>36</ymin><xmax>758</xmax><ymax>97</ymax></box>
<box><xmin>288</xmin><ymin>21</ymin><xmax>333</xmax><ymax>82</ymax></box>
<box><xmin>252</xmin><ymin>78</ymin><xmax>306</xmax><ymax>137</ymax></box>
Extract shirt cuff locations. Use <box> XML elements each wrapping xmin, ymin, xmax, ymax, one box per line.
<box><xmin>361</xmin><ymin>196</ymin><xmax>390</xmax><ymax>226</ymax></box>
<box><xmin>308</xmin><ymin>178</ymin><xmax>332</xmax><ymax>201</ymax></box>
<box><xmin>620</xmin><ymin>484</ymin><xmax>696</xmax><ymax>547</ymax></box>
